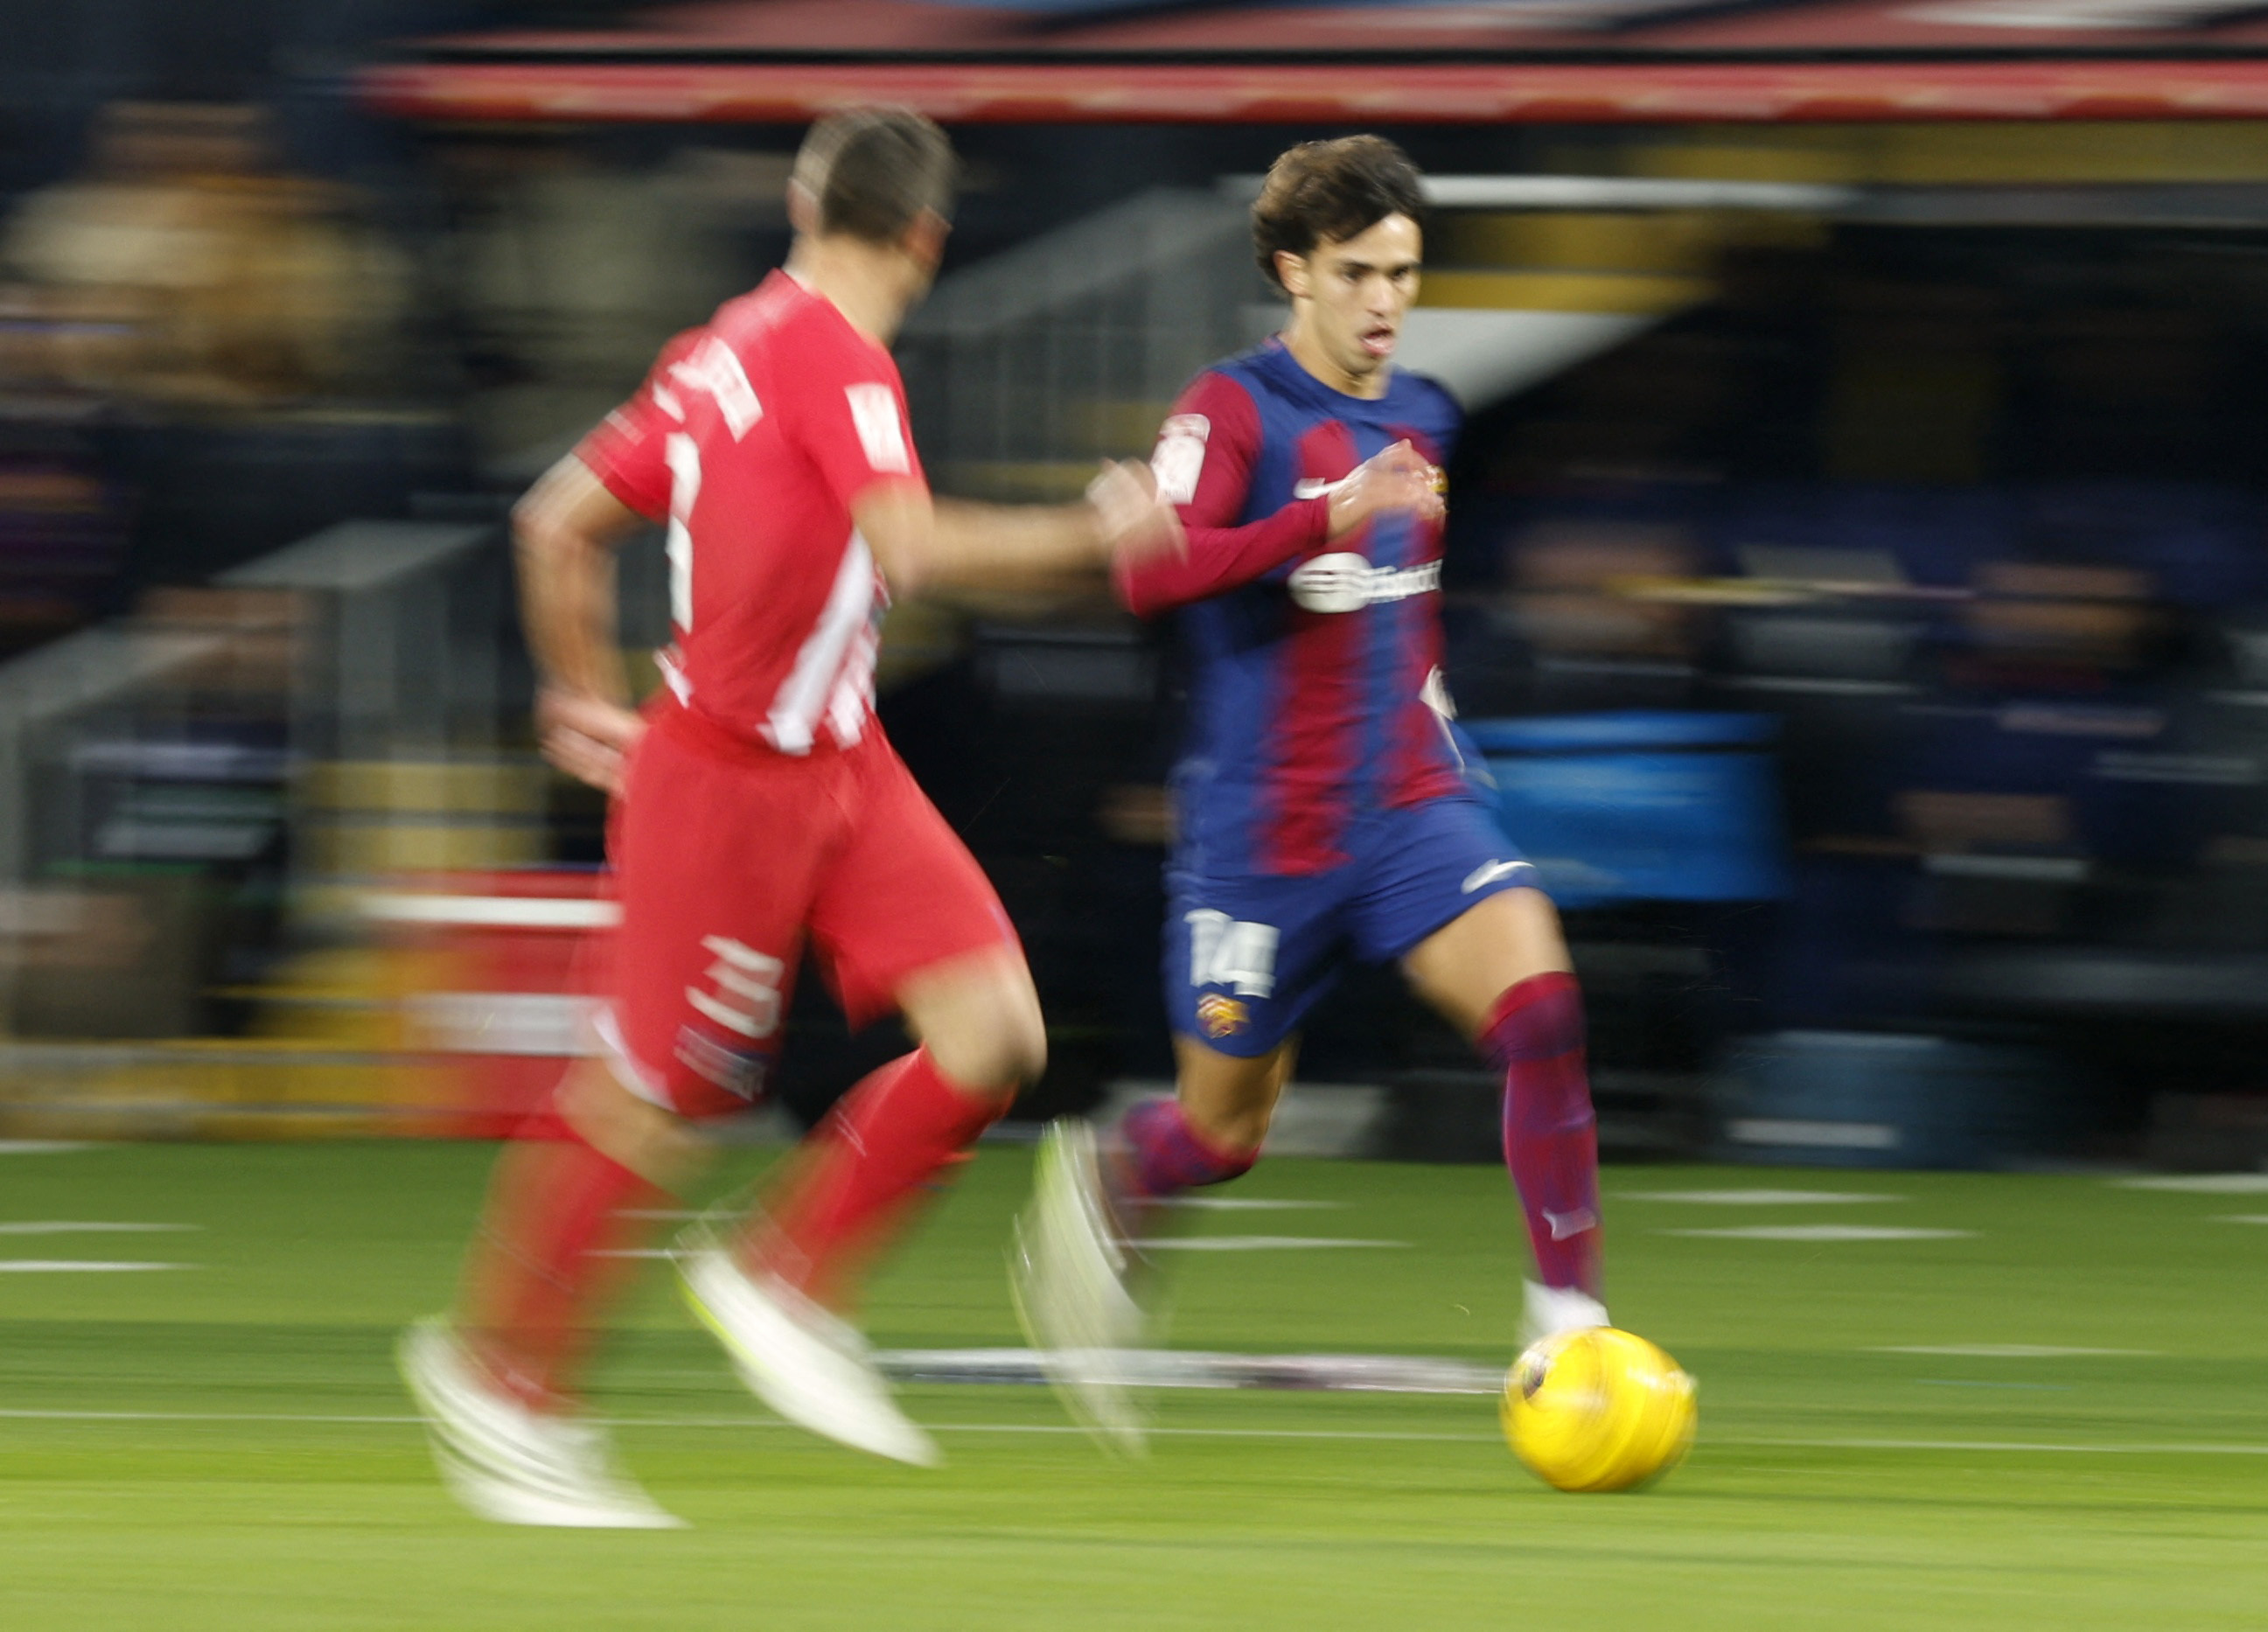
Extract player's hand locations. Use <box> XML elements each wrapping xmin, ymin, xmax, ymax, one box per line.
<box><xmin>1087</xmin><ymin>458</ymin><xmax>1185</xmax><ymax>568</ymax></box>
<box><xmin>1326</xmin><ymin>440</ymin><xmax>1445</xmax><ymax>541</ymax></box>
<box><xmin>536</xmin><ymin>687</ymin><xmax>646</xmax><ymax>797</ymax></box>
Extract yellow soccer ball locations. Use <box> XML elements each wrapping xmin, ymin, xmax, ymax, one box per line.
<box><xmin>1501</xmin><ymin>1326</ymin><xmax>1696</xmax><ymax>1493</ymax></box>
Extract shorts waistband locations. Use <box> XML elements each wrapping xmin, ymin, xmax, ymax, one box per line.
<box><xmin>647</xmin><ymin>694</ymin><xmax>850</xmax><ymax>766</ymax></box>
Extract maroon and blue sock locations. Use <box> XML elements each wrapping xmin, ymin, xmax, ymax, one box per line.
<box><xmin>1111</xmin><ymin>1096</ymin><xmax>1257</xmax><ymax>1234</ymax></box>
<box><xmin>1480</xmin><ymin>971</ymin><xmax>1603</xmax><ymax>1299</ymax></box>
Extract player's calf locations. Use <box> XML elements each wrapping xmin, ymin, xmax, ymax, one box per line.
<box><xmin>451</xmin><ymin>1061</ymin><xmax>687</xmax><ymax>1409</ymax></box>
<box><xmin>1481</xmin><ymin>970</ymin><xmax>1604</xmax><ymax>1302</ymax></box>
<box><xmin>739</xmin><ymin>1046</ymin><xmax>1008</xmax><ymax>1308</ymax></box>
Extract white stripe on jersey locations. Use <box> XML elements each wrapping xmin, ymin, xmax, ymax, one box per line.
<box><xmin>764</xmin><ymin>531</ymin><xmax>877</xmax><ymax>755</ymax></box>
<box><xmin>822</xmin><ymin>619</ymin><xmax>878</xmax><ymax>747</ymax></box>
<box><xmin>663</xmin><ymin>433</ymin><xmax>701</xmax><ymax>633</ymax></box>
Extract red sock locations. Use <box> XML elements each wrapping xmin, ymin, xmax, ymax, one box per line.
<box><xmin>455</xmin><ymin>1118</ymin><xmax>665</xmax><ymax>1409</ymax></box>
<box><xmin>1480</xmin><ymin>972</ymin><xmax>1603</xmax><ymax>1300</ymax></box>
<box><xmin>744</xmin><ymin>1049</ymin><xmax>1006</xmax><ymax>1309</ymax></box>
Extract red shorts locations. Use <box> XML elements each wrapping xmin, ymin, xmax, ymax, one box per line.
<box><xmin>597</xmin><ymin>699</ymin><xmax>1019</xmax><ymax>1117</ymax></box>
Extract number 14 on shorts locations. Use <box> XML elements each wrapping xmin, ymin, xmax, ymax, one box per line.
<box><xmin>1185</xmin><ymin>910</ymin><xmax>1278</xmax><ymax>998</ymax></box>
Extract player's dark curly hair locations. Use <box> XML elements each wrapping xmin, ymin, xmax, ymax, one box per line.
<box><xmin>1252</xmin><ymin>136</ymin><xmax>1426</xmax><ymax>289</ymax></box>
<box><xmin>794</xmin><ymin>107</ymin><xmax>957</xmax><ymax>244</ymax></box>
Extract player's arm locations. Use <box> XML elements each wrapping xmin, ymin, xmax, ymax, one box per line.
<box><xmin>514</xmin><ymin>446</ymin><xmax>659</xmax><ymax>797</ymax></box>
<box><xmin>1114</xmin><ymin>374</ymin><xmax>1444</xmax><ymax>617</ymax></box>
<box><xmin>515</xmin><ymin>338</ymin><xmax>699</xmax><ymax>793</ymax></box>
<box><xmin>790</xmin><ymin>348</ymin><xmax>1179</xmax><ymax>595</ymax></box>
<box><xmin>855</xmin><ymin>463</ymin><xmax>1178</xmax><ymax>596</ymax></box>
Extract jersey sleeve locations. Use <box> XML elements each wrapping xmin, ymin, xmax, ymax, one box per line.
<box><xmin>571</xmin><ymin>332</ymin><xmax>697</xmax><ymax>521</ymax></box>
<box><xmin>782</xmin><ymin>324</ymin><xmax>929</xmax><ymax>513</ymax></box>
<box><xmin>1113</xmin><ymin>370</ymin><xmax>1329</xmax><ymax>618</ymax></box>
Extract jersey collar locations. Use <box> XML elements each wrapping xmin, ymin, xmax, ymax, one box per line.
<box><xmin>1254</xmin><ymin>333</ymin><xmax>1408</xmax><ymax>422</ymax></box>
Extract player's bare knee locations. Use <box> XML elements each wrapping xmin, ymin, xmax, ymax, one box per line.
<box><xmin>903</xmin><ymin>949</ymin><xmax>1047</xmax><ymax>1091</ymax></box>
<box><xmin>940</xmin><ymin>988</ymin><xmax>1046</xmax><ymax>1092</ymax></box>
<box><xmin>558</xmin><ymin>1059</ymin><xmax>708</xmax><ymax>1189</ymax></box>
<box><xmin>999</xmin><ymin>994</ymin><xmax>1049</xmax><ymax>1086</ymax></box>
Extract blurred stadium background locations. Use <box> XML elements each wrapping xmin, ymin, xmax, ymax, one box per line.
<box><xmin>10</xmin><ymin>0</ymin><xmax>2268</xmax><ymax>1176</ymax></box>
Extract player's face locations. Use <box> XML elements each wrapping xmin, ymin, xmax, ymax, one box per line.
<box><xmin>1281</xmin><ymin>213</ymin><xmax>1422</xmax><ymax>390</ymax></box>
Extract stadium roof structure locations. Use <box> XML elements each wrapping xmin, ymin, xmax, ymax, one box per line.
<box><xmin>361</xmin><ymin>0</ymin><xmax>2268</xmax><ymax>124</ymax></box>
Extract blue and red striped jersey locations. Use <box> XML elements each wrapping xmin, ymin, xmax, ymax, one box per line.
<box><xmin>1117</xmin><ymin>338</ymin><xmax>1469</xmax><ymax>877</ymax></box>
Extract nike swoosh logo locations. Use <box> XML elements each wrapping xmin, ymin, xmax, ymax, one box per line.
<box><xmin>1461</xmin><ymin>860</ymin><xmax>1531</xmax><ymax>894</ymax></box>
<box><xmin>1292</xmin><ymin>477</ymin><xmax>1349</xmax><ymax>499</ymax></box>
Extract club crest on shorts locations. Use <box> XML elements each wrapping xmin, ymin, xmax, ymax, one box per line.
<box><xmin>1196</xmin><ymin>993</ymin><xmax>1249</xmax><ymax>1039</ymax></box>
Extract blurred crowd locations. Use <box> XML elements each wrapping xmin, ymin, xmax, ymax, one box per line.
<box><xmin>1</xmin><ymin>101</ymin><xmax>409</xmax><ymax>408</ymax></box>
<box><xmin>3</xmin><ymin>65</ymin><xmax>2268</xmax><ymax>1166</ymax></box>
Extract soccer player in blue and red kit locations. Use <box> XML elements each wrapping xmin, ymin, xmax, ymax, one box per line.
<box><xmin>1015</xmin><ymin>136</ymin><xmax>1609</xmax><ymax>1447</ymax></box>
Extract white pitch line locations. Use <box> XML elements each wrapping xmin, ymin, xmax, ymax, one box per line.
<box><xmin>1146</xmin><ymin>1237</ymin><xmax>1408</xmax><ymax>1252</ymax></box>
<box><xmin>1620</xmin><ymin>1189</ymin><xmax>1904</xmax><ymax>1206</ymax></box>
<box><xmin>2114</xmin><ymin>1174</ymin><xmax>2268</xmax><ymax>1193</ymax></box>
<box><xmin>1661</xmin><ymin>1225</ymin><xmax>1973</xmax><ymax>1242</ymax></box>
<box><xmin>0</xmin><ymin>1223</ymin><xmax>198</xmax><ymax>1236</ymax></box>
<box><xmin>2217</xmin><ymin>1215</ymin><xmax>2268</xmax><ymax>1225</ymax></box>
<box><xmin>0</xmin><ymin>1409</ymin><xmax>424</xmax><ymax>1424</ymax></box>
<box><xmin>0</xmin><ymin>1140</ymin><xmax>89</xmax><ymax>1154</ymax></box>
<box><xmin>876</xmin><ymin>1348</ymin><xmax>1501</xmax><ymax>1393</ymax></box>
<box><xmin>1736</xmin><ymin>1437</ymin><xmax>2268</xmax><ymax>1457</ymax></box>
<box><xmin>4</xmin><ymin>1407</ymin><xmax>2268</xmax><ymax>1457</ymax></box>
<box><xmin>1167</xmin><ymin>1198</ymin><xmax>1346</xmax><ymax>1211</ymax></box>
<box><xmin>1869</xmin><ymin>1345</ymin><xmax>2157</xmax><ymax>1357</ymax></box>
<box><xmin>0</xmin><ymin>1261</ymin><xmax>191</xmax><ymax>1273</ymax></box>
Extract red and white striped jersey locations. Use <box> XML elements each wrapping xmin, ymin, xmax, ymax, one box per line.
<box><xmin>574</xmin><ymin>271</ymin><xmax>925</xmax><ymax>755</ymax></box>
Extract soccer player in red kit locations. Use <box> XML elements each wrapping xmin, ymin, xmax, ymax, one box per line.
<box><xmin>397</xmin><ymin>108</ymin><xmax>1180</xmax><ymax>1526</ymax></box>
<box><xmin>1014</xmin><ymin>136</ymin><xmax>1608</xmax><ymax>1451</ymax></box>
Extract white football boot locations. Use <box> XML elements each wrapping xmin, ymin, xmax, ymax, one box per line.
<box><xmin>395</xmin><ymin>1318</ymin><xmax>683</xmax><ymax>1529</ymax></box>
<box><xmin>1009</xmin><ymin>1118</ymin><xmax>1149</xmax><ymax>1455</ymax></box>
<box><xmin>677</xmin><ymin>1234</ymin><xmax>940</xmax><ymax>1468</ymax></box>
<box><xmin>1520</xmin><ymin>1280</ymin><xmax>1611</xmax><ymax>1347</ymax></box>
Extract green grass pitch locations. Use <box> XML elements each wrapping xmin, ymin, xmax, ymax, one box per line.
<box><xmin>3</xmin><ymin>1139</ymin><xmax>2266</xmax><ymax>1630</ymax></box>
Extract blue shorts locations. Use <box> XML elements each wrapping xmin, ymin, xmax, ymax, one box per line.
<box><xmin>1162</xmin><ymin>795</ymin><xmax>1542</xmax><ymax>1057</ymax></box>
